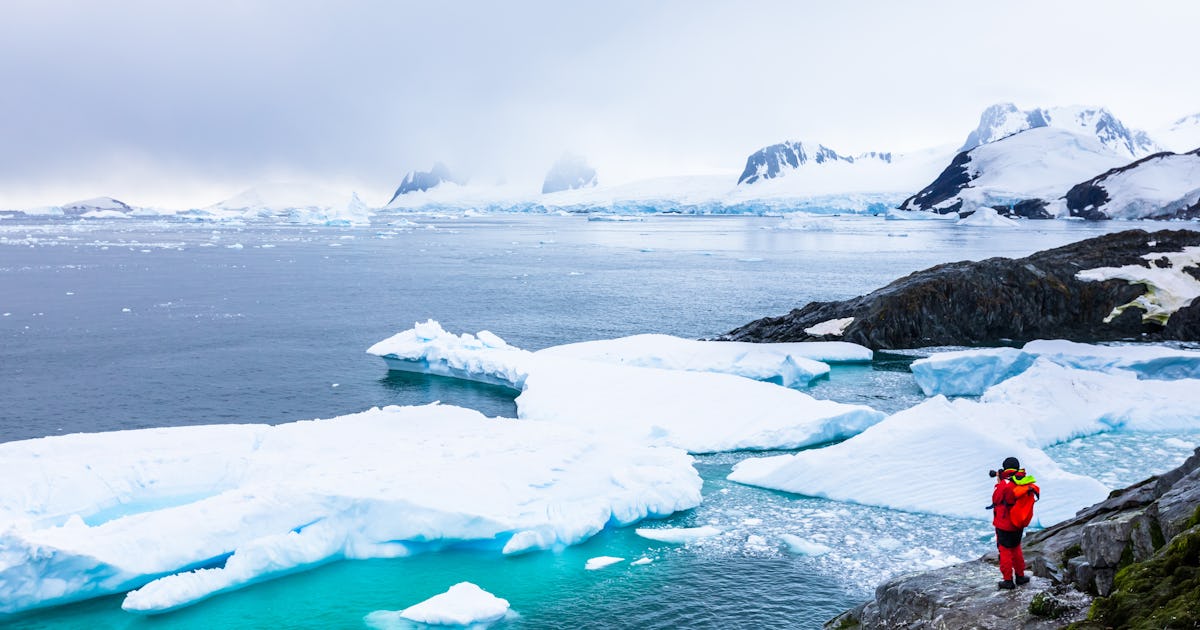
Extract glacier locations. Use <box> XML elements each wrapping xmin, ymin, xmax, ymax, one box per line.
<box><xmin>367</xmin><ymin>321</ymin><xmax>885</xmax><ymax>453</ymax></box>
<box><xmin>730</xmin><ymin>359</ymin><xmax>1200</xmax><ymax>525</ymax></box>
<box><xmin>911</xmin><ymin>339</ymin><xmax>1200</xmax><ymax>396</ymax></box>
<box><xmin>0</xmin><ymin>404</ymin><xmax>701</xmax><ymax>615</ymax></box>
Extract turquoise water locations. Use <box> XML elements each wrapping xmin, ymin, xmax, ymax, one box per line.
<box><xmin>2</xmin><ymin>215</ymin><xmax>1194</xmax><ymax>628</ymax></box>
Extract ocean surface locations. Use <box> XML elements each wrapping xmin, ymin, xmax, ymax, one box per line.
<box><xmin>2</xmin><ymin>214</ymin><xmax>1197</xmax><ymax>628</ymax></box>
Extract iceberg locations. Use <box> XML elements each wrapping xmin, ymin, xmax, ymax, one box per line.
<box><xmin>779</xmin><ymin>534</ymin><xmax>832</xmax><ymax>556</ymax></box>
<box><xmin>0</xmin><ymin>404</ymin><xmax>700</xmax><ymax>615</ymax></box>
<box><xmin>369</xmin><ymin>322</ymin><xmax>886</xmax><ymax>453</ymax></box>
<box><xmin>585</xmin><ymin>556</ymin><xmax>625</xmax><ymax>570</ymax></box>
<box><xmin>911</xmin><ymin>339</ymin><xmax>1200</xmax><ymax>396</ymax></box>
<box><xmin>536</xmin><ymin>333</ymin><xmax>874</xmax><ymax>386</ymax></box>
<box><xmin>731</xmin><ymin>360</ymin><xmax>1200</xmax><ymax>526</ymax></box>
<box><xmin>634</xmin><ymin>525</ymin><xmax>723</xmax><ymax>543</ymax></box>
<box><xmin>365</xmin><ymin>582</ymin><xmax>511</xmax><ymax>628</ymax></box>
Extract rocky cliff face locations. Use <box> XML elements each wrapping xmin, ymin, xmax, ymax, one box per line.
<box><xmin>721</xmin><ymin>229</ymin><xmax>1200</xmax><ymax>350</ymax></box>
<box><xmin>827</xmin><ymin>449</ymin><xmax>1200</xmax><ymax>629</ymax></box>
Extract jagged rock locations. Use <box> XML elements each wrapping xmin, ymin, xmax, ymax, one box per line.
<box><xmin>827</xmin><ymin>448</ymin><xmax>1200</xmax><ymax>628</ymax></box>
<box><xmin>387</xmin><ymin>162</ymin><xmax>463</xmax><ymax>203</ymax></box>
<box><xmin>721</xmin><ymin>229</ymin><xmax>1200</xmax><ymax>350</ymax></box>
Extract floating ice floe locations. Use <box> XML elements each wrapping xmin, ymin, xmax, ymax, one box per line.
<box><xmin>956</xmin><ymin>207</ymin><xmax>1020</xmax><ymax>227</ymax></box>
<box><xmin>911</xmin><ymin>339</ymin><xmax>1200</xmax><ymax>396</ymax></box>
<box><xmin>0</xmin><ymin>404</ymin><xmax>700</xmax><ymax>615</ymax></box>
<box><xmin>634</xmin><ymin>525</ymin><xmax>723</xmax><ymax>543</ymax></box>
<box><xmin>731</xmin><ymin>359</ymin><xmax>1200</xmax><ymax>525</ymax></box>
<box><xmin>585</xmin><ymin>556</ymin><xmax>625</xmax><ymax>570</ymax></box>
<box><xmin>779</xmin><ymin>534</ymin><xmax>832</xmax><ymax>556</ymax></box>
<box><xmin>368</xmin><ymin>322</ymin><xmax>885</xmax><ymax>453</ymax></box>
<box><xmin>365</xmin><ymin>582</ymin><xmax>512</xmax><ymax>628</ymax></box>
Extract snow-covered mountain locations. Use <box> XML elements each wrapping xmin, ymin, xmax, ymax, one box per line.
<box><xmin>737</xmin><ymin>141</ymin><xmax>893</xmax><ymax>185</ymax></box>
<box><xmin>1153</xmin><ymin>113</ymin><xmax>1200</xmax><ymax>153</ymax></box>
<box><xmin>899</xmin><ymin>127</ymin><xmax>1130</xmax><ymax>216</ymax></box>
<box><xmin>387</xmin><ymin>163</ymin><xmax>463</xmax><ymax>204</ymax></box>
<box><xmin>960</xmin><ymin>103</ymin><xmax>1159</xmax><ymax>159</ymax></box>
<box><xmin>61</xmin><ymin>197</ymin><xmax>134</xmax><ymax>216</ymax></box>
<box><xmin>542</xmin><ymin>154</ymin><xmax>597</xmax><ymax>194</ymax></box>
<box><xmin>1063</xmin><ymin>148</ymin><xmax>1200</xmax><ymax>220</ymax></box>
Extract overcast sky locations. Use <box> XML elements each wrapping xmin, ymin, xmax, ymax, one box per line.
<box><xmin>2</xmin><ymin>0</ymin><xmax>1198</xmax><ymax>208</ymax></box>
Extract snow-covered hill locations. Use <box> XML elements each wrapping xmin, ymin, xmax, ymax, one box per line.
<box><xmin>1153</xmin><ymin>113</ymin><xmax>1200</xmax><ymax>153</ymax></box>
<box><xmin>542</xmin><ymin>154</ymin><xmax>597</xmax><ymax>194</ymax></box>
<box><xmin>737</xmin><ymin>141</ymin><xmax>896</xmax><ymax>185</ymax></box>
<box><xmin>899</xmin><ymin>127</ymin><xmax>1130</xmax><ymax>216</ymax></box>
<box><xmin>1063</xmin><ymin>148</ymin><xmax>1200</xmax><ymax>220</ymax></box>
<box><xmin>960</xmin><ymin>103</ymin><xmax>1159</xmax><ymax>160</ymax></box>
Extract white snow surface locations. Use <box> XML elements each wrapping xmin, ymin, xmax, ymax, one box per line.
<box><xmin>201</xmin><ymin>184</ymin><xmax>374</xmax><ymax>225</ymax></box>
<box><xmin>802</xmin><ymin>317</ymin><xmax>855</xmax><ymax>337</ymax></box>
<box><xmin>379</xmin><ymin>582</ymin><xmax>510</xmax><ymax>627</ymax></box>
<box><xmin>1154</xmin><ymin>113</ymin><xmax>1200</xmax><ymax>153</ymax></box>
<box><xmin>953</xmin><ymin>127</ymin><xmax>1131</xmax><ymax>213</ymax></box>
<box><xmin>369</xmin><ymin>322</ymin><xmax>885</xmax><ymax>453</ymax></box>
<box><xmin>1078</xmin><ymin>246</ymin><xmax>1200</xmax><ymax>325</ymax></box>
<box><xmin>912</xmin><ymin>340</ymin><xmax>1200</xmax><ymax>396</ymax></box>
<box><xmin>731</xmin><ymin>359</ymin><xmax>1200</xmax><ymax>526</ymax></box>
<box><xmin>0</xmin><ymin>404</ymin><xmax>700</xmax><ymax>615</ymax></box>
<box><xmin>634</xmin><ymin>525</ymin><xmax>723</xmax><ymax>543</ymax></box>
<box><xmin>536</xmin><ymin>334</ymin><xmax>872</xmax><ymax>386</ymax></box>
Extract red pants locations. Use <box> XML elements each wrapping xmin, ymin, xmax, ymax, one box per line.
<box><xmin>996</xmin><ymin>527</ymin><xmax>1025</xmax><ymax>580</ymax></box>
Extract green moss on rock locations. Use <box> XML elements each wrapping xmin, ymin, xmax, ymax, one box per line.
<box><xmin>1085</xmin><ymin>525</ymin><xmax>1200</xmax><ymax>629</ymax></box>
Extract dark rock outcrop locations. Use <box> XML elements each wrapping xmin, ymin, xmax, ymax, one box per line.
<box><xmin>897</xmin><ymin>150</ymin><xmax>972</xmax><ymax>214</ymax></box>
<box><xmin>387</xmin><ymin>162</ymin><xmax>463</xmax><ymax>203</ymax></box>
<box><xmin>737</xmin><ymin>141</ymin><xmax>891</xmax><ymax>185</ymax></box>
<box><xmin>541</xmin><ymin>154</ymin><xmax>597</xmax><ymax>194</ymax></box>
<box><xmin>721</xmin><ymin>229</ymin><xmax>1200</xmax><ymax>350</ymax></box>
<box><xmin>827</xmin><ymin>448</ymin><xmax>1200</xmax><ymax>629</ymax></box>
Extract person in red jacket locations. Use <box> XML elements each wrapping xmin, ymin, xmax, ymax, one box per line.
<box><xmin>990</xmin><ymin>456</ymin><xmax>1036</xmax><ymax>589</ymax></box>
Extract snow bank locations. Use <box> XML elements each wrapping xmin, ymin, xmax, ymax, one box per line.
<box><xmin>369</xmin><ymin>322</ymin><xmax>886</xmax><ymax>453</ymax></box>
<box><xmin>0</xmin><ymin>404</ymin><xmax>700</xmax><ymax>615</ymax></box>
<box><xmin>911</xmin><ymin>339</ymin><xmax>1200</xmax><ymax>396</ymax></box>
<box><xmin>1078</xmin><ymin>246</ymin><xmax>1200</xmax><ymax>326</ymax></box>
<box><xmin>635</xmin><ymin>525</ymin><xmax>723</xmax><ymax>543</ymax></box>
<box><xmin>731</xmin><ymin>360</ymin><xmax>1200</xmax><ymax>526</ymax></box>
<box><xmin>364</xmin><ymin>582</ymin><xmax>511</xmax><ymax>627</ymax></box>
<box><xmin>536</xmin><ymin>334</ymin><xmax>876</xmax><ymax>386</ymax></box>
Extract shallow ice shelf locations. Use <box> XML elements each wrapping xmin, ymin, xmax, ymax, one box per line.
<box><xmin>368</xmin><ymin>321</ymin><xmax>885</xmax><ymax>453</ymax></box>
<box><xmin>0</xmin><ymin>404</ymin><xmax>700</xmax><ymax>615</ymax></box>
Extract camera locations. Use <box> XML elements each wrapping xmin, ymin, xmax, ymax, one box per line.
<box><xmin>988</xmin><ymin>469</ymin><xmax>998</xmax><ymax>478</ymax></box>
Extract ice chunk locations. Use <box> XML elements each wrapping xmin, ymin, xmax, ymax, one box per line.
<box><xmin>911</xmin><ymin>339</ymin><xmax>1200</xmax><ymax>396</ymax></box>
<box><xmin>585</xmin><ymin>556</ymin><xmax>625</xmax><ymax>570</ymax></box>
<box><xmin>370</xmin><ymin>323</ymin><xmax>885</xmax><ymax>453</ymax></box>
<box><xmin>733</xmin><ymin>359</ymin><xmax>1200</xmax><ymax>525</ymax></box>
<box><xmin>631</xmin><ymin>557</ymin><xmax>653</xmax><ymax>566</ymax></box>
<box><xmin>635</xmin><ymin>525</ymin><xmax>723</xmax><ymax>543</ymax></box>
<box><xmin>780</xmin><ymin>534</ymin><xmax>832</xmax><ymax>556</ymax></box>
<box><xmin>729</xmin><ymin>394</ymin><xmax>1108</xmax><ymax>526</ymax></box>
<box><xmin>363</xmin><ymin>582</ymin><xmax>511</xmax><ymax>627</ymax></box>
<box><xmin>802</xmin><ymin>317</ymin><xmax>855</xmax><ymax>337</ymax></box>
<box><xmin>956</xmin><ymin>207</ymin><xmax>1020</xmax><ymax>227</ymax></box>
<box><xmin>517</xmin><ymin>357</ymin><xmax>884</xmax><ymax>453</ymax></box>
<box><xmin>536</xmin><ymin>334</ymin><xmax>859</xmax><ymax>386</ymax></box>
<box><xmin>0</xmin><ymin>405</ymin><xmax>700</xmax><ymax>615</ymax></box>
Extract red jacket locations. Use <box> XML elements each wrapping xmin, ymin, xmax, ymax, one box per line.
<box><xmin>992</xmin><ymin>475</ymin><xmax>1019</xmax><ymax>531</ymax></box>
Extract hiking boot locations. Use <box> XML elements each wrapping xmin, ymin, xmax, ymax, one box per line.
<box><xmin>997</xmin><ymin>580</ymin><xmax>1015</xmax><ymax>590</ymax></box>
<box><xmin>1015</xmin><ymin>575</ymin><xmax>1030</xmax><ymax>585</ymax></box>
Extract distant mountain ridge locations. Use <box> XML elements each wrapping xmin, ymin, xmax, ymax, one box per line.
<box><xmin>542</xmin><ymin>154</ymin><xmax>597</xmax><ymax>194</ymax></box>
<box><xmin>387</xmin><ymin>162</ymin><xmax>464</xmax><ymax>204</ymax></box>
<box><xmin>960</xmin><ymin>102</ymin><xmax>1159</xmax><ymax>159</ymax></box>
<box><xmin>737</xmin><ymin>141</ymin><xmax>893</xmax><ymax>185</ymax></box>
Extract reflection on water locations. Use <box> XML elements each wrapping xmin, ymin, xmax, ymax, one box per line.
<box><xmin>377</xmin><ymin>370</ymin><xmax>518</xmax><ymax>418</ymax></box>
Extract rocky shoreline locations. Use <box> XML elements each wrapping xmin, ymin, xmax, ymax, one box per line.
<box><xmin>721</xmin><ymin>229</ymin><xmax>1200</xmax><ymax>350</ymax></box>
<box><xmin>827</xmin><ymin>448</ymin><xmax>1200</xmax><ymax>629</ymax></box>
